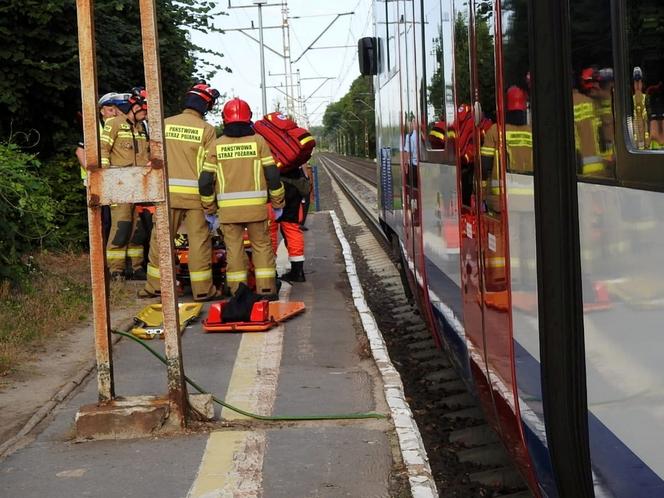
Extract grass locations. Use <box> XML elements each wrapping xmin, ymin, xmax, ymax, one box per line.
<box><xmin>0</xmin><ymin>252</ymin><xmax>136</xmax><ymax>376</ymax></box>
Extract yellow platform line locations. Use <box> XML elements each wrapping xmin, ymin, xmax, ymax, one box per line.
<box><xmin>187</xmin><ymin>279</ymin><xmax>291</xmax><ymax>497</ymax></box>
<box><xmin>187</xmin><ymin>430</ymin><xmax>266</xmax><ymax>498</ymax></box>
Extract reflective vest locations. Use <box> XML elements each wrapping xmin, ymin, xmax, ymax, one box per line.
<box><xmin>572</xmin><ymin>90</ymin><xmax>604</xmax><ymax>176</ymax></box>
<box><xmin>633</xmin><ymin>91</ymin><xmax>649</xmax><ymax>149</ymax></box>
<box><xmin>100</xmin><ymin>111</ymin><xmax>149</xmax><ymax>168</ymax></box>
<box><xmin>204</xmin><ymin>133</ymin><xmax>285</xmax><ymax>223</ymax></box>
<box><xmin>164</xmin><ymin>109</ymin><xmax>216</xmax><ymax>209</ymax></box>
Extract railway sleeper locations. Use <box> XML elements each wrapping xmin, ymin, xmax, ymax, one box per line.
<box><xmin>449</xmin><ymin>424</ymin><xmax>500</xmax><ymax>447</ymax></box>
<box><xmin>457</xmin><ymin>442</ymin><xmax>512</xmax><ymax>467</ymax></box>
<box><xmin>468</xmin><ymin>466</ymin><xmax>527</xmax><ymax>490</ymax></box>
<box><xmin>424</xmin><ymin>367</ymin><xmax>457</xmax><ymax>383</ymax></box>
<box><xmin>437</xmin><ymin>392</ymin><xmax>476</xmax><ymax>410</ymax></box>
<box><xmin>443</xmin><ymin>406</ymin><xmax>485</xmax><ymax>422</ymax></box>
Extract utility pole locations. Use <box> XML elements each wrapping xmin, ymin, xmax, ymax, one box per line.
<box><xmin>254</xmin><ymin>0</ymin><xmax>268</xmax><ymax>115</ymax></box>
<box><xmin>281</xmin><ymin>2</ymin><xmax>294</xmax><ymax>116</ymax></box>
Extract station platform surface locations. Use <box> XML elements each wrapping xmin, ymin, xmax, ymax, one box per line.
<box><xmin>0</xmin><ymin>213</ymin><xmax>408</xmax><ymax>498</ymax></box>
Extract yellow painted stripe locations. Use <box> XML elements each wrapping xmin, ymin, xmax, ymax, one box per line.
<box><xmin>187</xmin><ymin>285</ymin><xmax>290</xmax><ymax>497</ymax></box>
<box><xmin>187</xmin><ymin>431</ymin><xmax>266</xmax><ymax>498</ymax></box>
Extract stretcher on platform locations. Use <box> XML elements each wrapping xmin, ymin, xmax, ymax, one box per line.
<box><xmin>202</xmin><ymin>300</ymin><xmax>306</xmax><ymax>332</ymax></box>
<box><xmin>131</xmin><ymin>302</ymin><xmax>203</xmax><ymax>340</ymax></box>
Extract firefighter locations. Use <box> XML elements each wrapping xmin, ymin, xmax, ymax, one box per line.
<box><xmin>483</xmin><ymin>86</ymin><xmax>535</xmax><ymax>288</ymax></box>
<box><xmin>101</xmin><ymin>89</ymin><xmax>149</xmax><ymax>280</ymax></box>
<box><xmin>595</xmin><ymin>68</ymin><xmax>615</xmax><ymax>163</ymax></box>
<box><xmin>573</xmin><ymin>68</ymin><xmax>605</xmax><ymax>177</ymax></box>
<box><xmin>76</xmin><ymin>92</ymin><xmax>126</xmax><ymax>242</ymax></box>
<box><xmin>632</xmin><ymin>67</ymin><xmax>649</xmax><ymax>149</ymax></box>
<box><xmin>76</xmin><ymin>92</ymin><xmax>125</xmax><ymax>185</ymax></box>
<box><xmin>428</xmin><ymin>119</ymin><xmax>446</xmax><ymax>150</ymax></box>
<box><xmin>140</xmin><ymin>81</ymin><xmax>221</xmax><ymax>300</ymax></box>
<box><xmin>201</xmin><ymin>98</ymin><xmax>285</xmax><ymax>298</ymax></box>
<box><xmin>270</xmin><ymin>166</ymin><xmax>310</xmax><ymax>282</ymax></box>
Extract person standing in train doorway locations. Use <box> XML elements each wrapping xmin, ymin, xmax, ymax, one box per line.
<box><xmin>140</xmin><ymin>80</ymin><xmax>222</xmax><ymax>301</ymax></box>
<box><xmin>202</xmin><ymin>98</ymin><xmax>285</xmax><ymax>299</ymax></box>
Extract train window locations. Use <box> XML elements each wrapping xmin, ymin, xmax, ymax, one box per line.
<box><xmin>623</xmin><ymin>0</ymin><xmax>664</xmax><ymax>153</ymax></box>
<box><xmin>500</xmin><ymin>0</ymin><xmax>533</xmax><ymax>176</ymax></box>
<box><xmin>569</xmin><ymin>0</ymin><xmax>616</xmax><ymax>180</ymax></box>
<box><xmin>420</xmin><ymin>1</ymin><xmax>449</xmax><ymax>151</ymax></box>
<box><xmin>474</xmin><ymin>0</ymin><xmax>499</xmax><ymax>213</ymax></box>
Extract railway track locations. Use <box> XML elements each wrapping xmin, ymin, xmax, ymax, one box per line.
<box><xmin>321</xmin><ymin>153</ymin><xmax>378</xmax><ymax>187</ymax></box>
<box><xmin>319</xmin><ymin>153</ymin><xmax>533</xmax><ymax>498</ymax></box>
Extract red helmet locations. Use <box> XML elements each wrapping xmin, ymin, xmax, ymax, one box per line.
<box><xmin>580</xmin><ymin>67</ymin><xmax>598</xmax><ymax>91</ymax></box>
<box><xmin>128</xmin><ymin>86</ymin><xmax>147</xmax><ymax>111</ymax></box>
<box><xmin>223</xmin><ymin>98</ymin><xmax>252</xmax><ymax>124</ymax></box>
<box><xmin>187</xmin><ymin>82</ymin><xmax>220</xmax><ymax>110</ymax></box>
<box><xmin>506</xmin><ymin>86</ymin><xmax>528</xmax><ymax>112</ymax></box>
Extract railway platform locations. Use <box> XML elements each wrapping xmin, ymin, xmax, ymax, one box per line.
<box><xmin>0</xmin><ymin>212</ymin><xmax>434</xmax><ymax>498</ymax></box>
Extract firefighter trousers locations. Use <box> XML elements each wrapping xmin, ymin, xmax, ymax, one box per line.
<box><xmin>222</xmin><ymin>220</ymin><xmax>276</xmax><ymax>296</ymax></box>
<box><xmin>144</xmin><ymin>208</ymin><xmax>214</xmax><ymax>300</ymax></box>
<box><xmin>270</xmin><ymin>220</ymin><xmax>305</xmax><ymax>262</ymax></box>
<box><xmin>106</xmin><ymin>203</ymin><xmax>145</xmax><ymax>273</ymax></box>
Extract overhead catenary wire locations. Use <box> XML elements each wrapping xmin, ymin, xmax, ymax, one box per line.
<box><xmin>111</xmin><ymin>329</ymin><xmax>386</xmax><ymax>422</ymax></box>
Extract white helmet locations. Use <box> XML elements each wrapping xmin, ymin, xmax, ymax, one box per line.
<box><xmin>98</xmin><ymin>92</ymin><xmax>126</xmax><ymax>107</ymax></box>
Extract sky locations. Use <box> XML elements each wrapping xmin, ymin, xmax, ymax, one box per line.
<box><xmin>189</xmin><ymin>0</ymin><xmax>373</xmax><ymax>127</ymax></box>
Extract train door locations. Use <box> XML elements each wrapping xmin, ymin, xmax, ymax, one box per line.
<box><xmin>469</xmin><ymin>0</ymin><xmax>540</xmax><ymax>489</ymax></box>
<box><xmin>455</xmin><ymin>0</ymin><xmax>499</xmax><ymax>431</ymax></box>
<box><xmin>399</xmin><ymin>0</ymin><xmax>432</xmax><ymax>323</ymax></box>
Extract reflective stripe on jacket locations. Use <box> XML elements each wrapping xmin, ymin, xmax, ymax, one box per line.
<box><xmin>100</xmin><ymin>111</ymin><xmax>149</xmax><ymax>168</ymax></box>
<box><xmin>204</xmin><ymin>133</ymin><xmax>284</xmax><ymax>223</ymax></box>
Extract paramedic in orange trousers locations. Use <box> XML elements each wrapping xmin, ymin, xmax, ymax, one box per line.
<box><xmin>270</xmin><ymin>166</ymin><xmax>308</xmax><ymax>282</ymax></box>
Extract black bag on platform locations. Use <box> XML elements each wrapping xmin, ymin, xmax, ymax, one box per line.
<box><xmin>222</xmin><ymin>283</ymin><xmax>262</xmax><ymax>323</ymax></box>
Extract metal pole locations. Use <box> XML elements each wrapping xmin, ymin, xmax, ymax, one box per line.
<box><xmin>257</xmin><ymin>2</ymin><xmax>268</xmax><ymax>116</ymax></box>
<box><xmin>76</xmin><ymin>0</ymin><xmax>114</xmax><ymax>403</ymax></box>
<box><xmin>139</xmin><ymin>0</ymin><xmax>188</xmax><ymax>426</ymax></box>
<box><xmin>281</xmin><ymin>2</ymin><xmax>292</xmax><ymax>114</ymax></box>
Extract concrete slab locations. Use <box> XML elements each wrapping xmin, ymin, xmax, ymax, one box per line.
<box><xmin>262</xmin><ymin>426</ymin><xmax>392</xmax><ymax>498</ymax></box>
<box><xmin>0</xmin><ymin>213</ymin><xmax>407</xmax><ymax>498</ymax></box>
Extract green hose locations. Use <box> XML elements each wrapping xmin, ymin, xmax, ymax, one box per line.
<box><xmin>111</xmin><ymin>329</ymin><xmax>386</xmax><ymax>421</ymax></box>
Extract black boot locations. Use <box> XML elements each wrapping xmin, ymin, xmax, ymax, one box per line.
<box><xmin>281</xmin><ymin>261</ymin><xmax>305</xmax><ymax>282</ymax></box>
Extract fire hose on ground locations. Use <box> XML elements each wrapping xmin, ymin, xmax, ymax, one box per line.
<box><xmin>111</xmin><ymin>329</ymin><xmax>386</xmax><ymax>422</ymax></box>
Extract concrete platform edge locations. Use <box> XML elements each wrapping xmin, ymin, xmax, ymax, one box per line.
<box><xmin>328</xmin><ymin>210</ymin><xmax>439</xmax><ymax>498</ymax></box>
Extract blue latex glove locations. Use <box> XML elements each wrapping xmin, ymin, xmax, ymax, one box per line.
<box><xmin>205</xmin><ymin>213</ymin><xmax>219</xmax><ymax>232</ymax></box>
<box><xmin>273</xmin><ymin>208</ymin><xmax>283</xmax><ymax>220</ymax></box>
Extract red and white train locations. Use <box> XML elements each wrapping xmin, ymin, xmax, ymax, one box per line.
<box><xmin>359</xmin><ymin>0</ymin><xmax>664</xmax><ymax>496</ymax></box>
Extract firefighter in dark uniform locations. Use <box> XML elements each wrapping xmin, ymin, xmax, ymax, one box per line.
<box><xmin>140</xmin><ymin>81</ymin><xmax>221</xmax><ymax>300</ymax></box>
<box><xmin>100</xmin><ymin>89</ymin><xmax>149</xmax><ymax>280</ymax></box>
<box><xmin>200</xmin><ymin>98</ymin><xmax>285</xmax><ymax>298</ymax></box>
<box><xmin>270</xmin><ymin>166</ymin><xmax>310</xmax><ymax>282</ymax></box>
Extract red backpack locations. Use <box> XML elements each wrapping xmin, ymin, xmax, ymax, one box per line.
<box><xmin>253</xmin><ymin>112</ymin><xmax>316</xmax><ymax>173</ymax></box>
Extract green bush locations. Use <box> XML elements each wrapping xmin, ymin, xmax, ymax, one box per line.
<box><xmin>40</xmin><ymin>154</ymin><xmax>87</xmax><ymax>249</ymax></box>
<box><xmin>0</xmin><ymin>143</ymin><xmax>57</xmax><ymax>284</ymax></box>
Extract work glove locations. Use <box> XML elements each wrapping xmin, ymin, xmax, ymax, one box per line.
<box><xmin>273</xmin><ymin>208</ymin><xmax>283</xmax><ymax>220</ymax></box>
<box><xmin>205</xmin><ymin>213</ymin><xmax>220</xmax><ymax>233</ymax></box>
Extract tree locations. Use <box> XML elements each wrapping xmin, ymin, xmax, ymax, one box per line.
<box><xmin>0</xmin><ymin>0</ymin><xmax>229</xmax><ymax>158</ymax></box>
<box><xmin>322</xmin><ymin>76</ymin><xmax>376</xmax><ymax>158</ymax></box>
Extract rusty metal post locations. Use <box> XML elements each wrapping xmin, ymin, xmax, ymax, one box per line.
<box><xmin>76</xmin><ymin>0</ymin><xmax>114</xmax><ymax>402</ymax></box>
<box><xmin>139</xmin><ymin>0</ymin><xmax>188</xmax><ymax>426</ymax></box>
